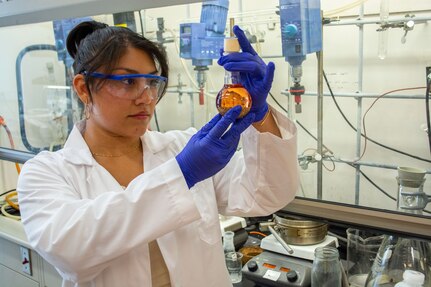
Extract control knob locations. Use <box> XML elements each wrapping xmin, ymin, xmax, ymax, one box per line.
<box><xmin>247</xmin><ymin>260</ymin><xmax>258</xmax><ymax>272</ymax></box>
<box><xmin>286</xmin><ymin>270</ymin><xmax>298</xmax><ymax>282</ymax></box>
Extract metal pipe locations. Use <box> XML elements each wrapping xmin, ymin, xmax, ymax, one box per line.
<box><xmin>283</xmin><ymin>91</ymin><xmax>427</xmax><ymax>100</ymax></box>
<box><xmin>325</xmin><ymin>16</ymin><xmax>431</xmax><ymax>26</ymax></box>
<box><xmin>268</xmin><ymin>226</ymin><xmax>294</xmax><ymax>254</ymax></box>
<box><xmin>329</xmin><ymin>158</ymin><xmax>431</xmax><ymax>173</ymax></box>
<box><xmin>236</xmin><ymin>15</ymin><xmax>431</xmax><ymax>27</ymax></box>
<box><xmin>0</xmin><ymin>147</ymin><xmax>34</xmax><ymax>164</ymax></box>
<box><xmin>316</xmin><ymin>49</ymin><xmax>324</xmax><ymax>199</ymax></box>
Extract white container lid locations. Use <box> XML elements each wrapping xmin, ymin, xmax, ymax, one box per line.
<box><xmin>403</xmin><ymin>270</ymin><xmax>425</xmax><ymax>285</ymax></box>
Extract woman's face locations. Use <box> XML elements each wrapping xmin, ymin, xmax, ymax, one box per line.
<box><xmin>85</xmin><ymin>47</ymin><xmax>160</xmax><ymax>138</ymax></box>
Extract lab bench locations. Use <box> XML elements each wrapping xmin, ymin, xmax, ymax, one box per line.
<box><xmin>0</xmin><ymin>216</ymin><xmax>63</xmax><ymax>287</ymax></box>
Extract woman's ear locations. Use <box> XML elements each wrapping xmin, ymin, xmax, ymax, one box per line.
<box><xmin>73</xmin><ymin>74</ymin><xmax>90</xmax><ymax>104</ymax></box>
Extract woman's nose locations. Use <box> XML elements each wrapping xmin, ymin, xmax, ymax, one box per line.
<box><xmin>134</xmin><ymin>86</ymin><xmax>154</xmax><ymax>104</ymax></box>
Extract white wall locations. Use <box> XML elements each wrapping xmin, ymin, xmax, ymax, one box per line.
<box><xmin>0</xmin><ymin>0</ymin><xmax>430</xmax><ymax>213</ymax></box>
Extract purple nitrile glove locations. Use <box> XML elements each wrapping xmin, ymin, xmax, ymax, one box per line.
<box><xmin>176</xmin><ymin>106</ymin><xmax>256</xmax><ymax>188</ymax></box>
<box><xmin>217</xmin><ymin>25</ymin><xmax>275</xmax><ymax>122</ymax></box>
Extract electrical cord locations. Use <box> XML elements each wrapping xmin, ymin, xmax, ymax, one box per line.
<box><xmin>165</xmin><ymin>28</ymin><xmax>217</xmax><ymax>100</ymax></box>
<box><xmin>425</xmin><ymin>76</ymin><xmax>431</xmax><ymax>154</ymax></box>
<box><xmin>0</xmin><ymin>116</ymin><xmax>21</xmax><ymax>174</ymax></box>
<box><xmin>269</xmin><ymin>92</ymin><xmax>400</xmax><ymax>204</ymax></box>
<box><xmin>0</xmin><ymin>188</ymin><xmax>16</xmax><ymax>197</ymax></box>
<box><xmin>153</xmin><ymin>108</ymin><xmax>161</xmax><ymax>132</ymax></box>
<box><xmin>1</xmin><ymin>203</ymin><xmax>21</xmax><ymax>221</ymax></box>
<box><xmin>323</xmin><ymin>0</ymin><xmax>370</xmax><ymax>17</ymax></box>
<box><xmin>249</xmin><ymin>231</ymin><xmax>267</xmax><ymax>237</ymax></box>
<box><xmin>344</xmin><ymin>160</ymin><xmax>396</xmax><ymax>201</ymax></box>
<box><xmin>269</xmin><ymin>92</ymin><xmax>431</xmax><ymax>213</ymax></box>
<box><xmin>5</xmin><ymin>191</ymin><xmax>19</xmax><ymax>210</ymax></box>
<box><xmin>357</xmin><ymin>86</ymin><xmax>427</xmax><ymax>161</ymax></box>
<box><xmin>0</xmin><ymin>189</ymin><xmax>21</xmax><ymax>220</ymax></box>
<box><xmin>323</xmin><ymin>70</ymin><xmax>431</xmax><ymax>163</ymax></box>
<box><xmin>269</xmin><ymin>92</ymin><xmax>334</xmax><ymax>154</ymax></box>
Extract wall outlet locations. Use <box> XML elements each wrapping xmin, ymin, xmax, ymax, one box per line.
<box><xmin>20</xmin><ymin>246</ymin><xmax>32</xmax><ymax>276</ymax></box>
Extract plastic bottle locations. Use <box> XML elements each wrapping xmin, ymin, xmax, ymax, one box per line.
<box><xmin>223</xmin><ymin>231</ymin><xmax>235</xmax><ymax>254</ymax></box>
<box><xmin>311</xmin><ymin>246</ymin><xmax>342</xmax><ymax>287</ymax></box>
<box><xmin>216</xmin><ymin>37</ymin><xmax>252</xmax><ymax>118</ymax></box>
<box><xmin>394</xmin><ymin>270</ymin><xmax>425</xmax><ymax>287</ymax></box>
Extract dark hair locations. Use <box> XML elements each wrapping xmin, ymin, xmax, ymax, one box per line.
<box><xmin>66</xmin><ymin>20</ymin><xmax>169</xmax><ymax>102</ymax></box>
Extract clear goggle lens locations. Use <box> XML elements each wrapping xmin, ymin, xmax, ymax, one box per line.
<box><xmin>86</xmin><ymin>72</ymin><xmax>167</xmax><ymax>101</ymax></box>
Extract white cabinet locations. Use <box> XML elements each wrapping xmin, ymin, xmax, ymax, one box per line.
<box><xmin>0</xmin><ymin>223</ymin><xmax>62</xmax><ymax>287</ymax></box>
<box><xmin>0</xmin><ymin>264</ymin><xmax>39</xmax><ymax>287</ymax></box>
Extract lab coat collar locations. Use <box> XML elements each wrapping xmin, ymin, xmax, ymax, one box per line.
<box><xmin>62</xmin><ymin>121</ymin><xmax>176</xmax><ymax>165</ymax></box>
<box><xmin>62</xmin><ymin>121</ymin><xmax>94</xmax><ymax>166</ymax></box>
<box><xmin>142</xmin><ymin>130</ymin><xmax>176</xmax><ymax>154</ymax></box>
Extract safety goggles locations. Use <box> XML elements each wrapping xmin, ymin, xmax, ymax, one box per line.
<box><xmin>84</xmin><ymin>72</ymin><xmax>167</xmax><ymax>101</ymax></box>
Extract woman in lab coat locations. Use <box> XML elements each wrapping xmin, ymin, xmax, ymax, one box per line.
<box><xmin>17</xmin><ymin>21</ymin><xmax>299</xmax><ymax>287</ymax></box>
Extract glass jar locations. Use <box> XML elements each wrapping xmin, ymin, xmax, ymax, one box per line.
<box><xmin>311</xmin><ymin>246</ymin><xmax>342</xmax><ymax>287</ymax></box>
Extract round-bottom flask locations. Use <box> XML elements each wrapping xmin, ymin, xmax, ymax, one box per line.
<box><xmin>216</xmin><ymin>37</ymin><xmax>252</xmax><ymax>118</ymax></box>
<box><xmin>216</xmin><ymin>82</ymin><xmax>252</xmax><ymax>118</ymax></box>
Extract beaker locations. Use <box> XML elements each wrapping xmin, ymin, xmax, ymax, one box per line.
<box><xmin>347</xmin><ymin>228</ymin><xmax>385</xmax><ymax>287</ymax></box>
<box><xmin>397</xmin><ymin>177</ymin><xmax>430</xmax><ymax>215</ymax></box>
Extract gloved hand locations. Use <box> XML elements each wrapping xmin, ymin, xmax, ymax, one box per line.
<box><xmin>176</xmin><ymin>106</ymin><xmax>256</xmax><ymax>188</ymax></box>
<box><xmin>217</xmin><ymin>25</ymin><xmax>275</xmax><ymax>122</ymax></box>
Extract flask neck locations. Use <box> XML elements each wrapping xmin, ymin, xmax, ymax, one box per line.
<box><xmin>224</xmin><ymin>70</ymin><xmax>241</xmax><ymax>85</ymax></box>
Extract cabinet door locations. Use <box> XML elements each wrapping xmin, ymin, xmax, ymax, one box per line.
<box><xmin>0</xmin><ymin>237</ymin><xmax>41</xmax><ymax>280</ymax></box>
<box><xmin>0</xmin><ymin>264</ymin><xmax>39</xmax><ymax>287</ymax></box>
<box><xmin>43</xmin><ymin>260</ymin><xmax>63</xmax><ymax>287</ymax></box>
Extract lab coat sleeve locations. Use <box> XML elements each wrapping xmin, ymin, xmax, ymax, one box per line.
<box><xmin>214</xmin><ymin>106</ymin><xmax>299</xmax><ymax>216</ymax></box>
<box><xmin>17</xmin><ymin>155</ymin><xmax>200</xmax><ymax>283</ymax></box>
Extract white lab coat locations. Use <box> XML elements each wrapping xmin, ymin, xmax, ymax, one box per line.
<box><xmin>17</xmin><ymin>107</ymin><xmax>299</xmax><ymax>287</ymax></box>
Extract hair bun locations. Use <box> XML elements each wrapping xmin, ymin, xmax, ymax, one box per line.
<box><xmin>66</xmin><ymin>21</ymin><xmax>108</xmax><ymax>59</ymax></box>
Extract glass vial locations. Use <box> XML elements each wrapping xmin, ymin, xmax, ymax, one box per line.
<box><xmin>216</xmin><ymin>37</ymin><xmax>252</xmax><ymax>118</ymax></box>
<box><xmin>223</xmin><ymin>231</ymin><xmax>235</xmax><ymax>254</ymax></box>
<box><xmin>311</xmin><ymin>246</ymin><xmax>342</xmax><ymax>287</ymax></box>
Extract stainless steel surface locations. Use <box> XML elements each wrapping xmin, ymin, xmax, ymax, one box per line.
<box><xmin>0</xmin><ymin>0</ymin><xmax>203</xmax><ymax>27</ymax></box>
<box><xmin>282</xmin><ymin>198</ymin><xmax>431</xmax><ymax>239</ymax></box>
<box><xmin>273</xmin><ymin>215</ymin><xmax>328</xmax><ymax>246</ymax></box>
<box><xmin>274</xmin><ymin>216</ymin><xmax>325</xmax><ymax>228</ymax></box>
<box><xmin>316</xmin><ymin>46</ymin><xmax>323</xmax><ymax>201</ymax></box>
<box><xmin>355</xmin><ymin>3</ymin><xmax>365</xmax><ymax>206</ymax></box>
<box><xmin>268</xmin><ymin>225</ymin><xmax>294</xmax><ymax>254</ymax></box>
<box><xmin>0</xmin><ymin>147</ymin><xmax>34</xmax><ymax>164</ymax></box>
<box><xmin>242</xmin><ymin>251</ymin><xmax>312</xmax><ymax>287</ymax></box>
